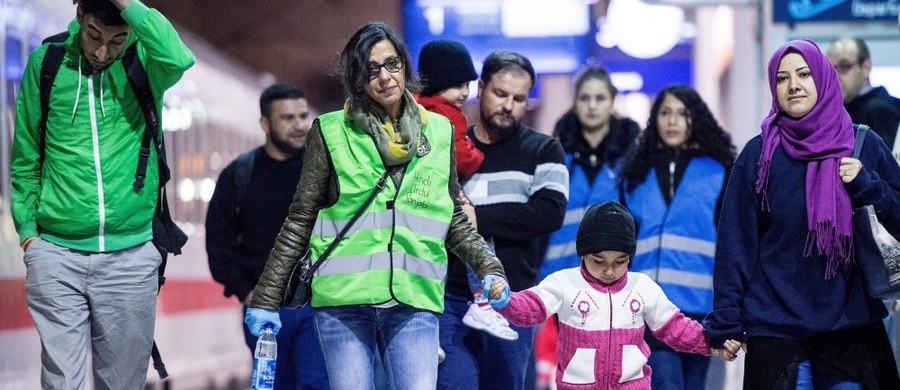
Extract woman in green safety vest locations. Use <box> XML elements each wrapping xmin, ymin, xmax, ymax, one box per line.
<box><xmin>243</xmin><ymin>21</ymin><xmax>510</xmax><ymax>390</ymax></box>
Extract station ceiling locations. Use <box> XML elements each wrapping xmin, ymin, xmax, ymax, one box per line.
<box><xmin>148</xmin><ymin>0</ymin><xmax>402</xmax><ymax>111</ymax></box>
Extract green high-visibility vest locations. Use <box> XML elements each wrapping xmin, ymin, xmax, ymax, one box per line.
<box><xmin>310</xmin><ymin>107</ymin><xmax>454</xmax><ymax>312</ymax></box>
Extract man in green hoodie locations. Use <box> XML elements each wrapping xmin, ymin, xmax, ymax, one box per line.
<box><xmin>11</xmin><ymin>0</ymin><xmax>194</xmax><ymax>388</ymax></box>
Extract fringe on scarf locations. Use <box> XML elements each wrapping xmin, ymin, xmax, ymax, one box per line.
<box><xmin>803</xmin><ymin>221</ymin><xmax>853</xmax><ymax>279</ymax></box>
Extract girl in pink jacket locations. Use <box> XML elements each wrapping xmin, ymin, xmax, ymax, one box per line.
<box><xmin>495</xmin><ymin>201</ymin><xmax>740</xmax><ymax>389</ymax></box>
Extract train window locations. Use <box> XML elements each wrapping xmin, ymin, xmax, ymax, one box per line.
<box><xmin>6</xmin><ymin>35</ymin><xmax>24</xmax><ymax>81</ymax></box>
<box><xmin>2</xmin><ymin>33</ymin><xmax>26</xmax><ymax>208</ymax></box>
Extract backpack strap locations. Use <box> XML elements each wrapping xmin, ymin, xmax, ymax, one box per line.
<box><xmin>853</xmin><ymin>124</ymin><xmax>869</xmax><ymax>159</ymax></box>
<box><xmin>124</xmin><ymin>43</ymin><xmax>167</xmax><ymax>190</ymax></box>
<box><xmin>110</xmin><ymin>45</ymin><xmax>176</xmax><ymax>378</ymax></box>
<box><xmin>38</xmin><ymin>43</ymin><xmax>65</xmax><ymax>167</ymax></box>
<box><xmin>233</xmin><ymin>148</ymin><xmax>259</xmax><ymax>218</ymax></box>
<box><xmin>41</xmin><ymin>31</ymin><xmax>69</xmax><ymax>45</ymax></box>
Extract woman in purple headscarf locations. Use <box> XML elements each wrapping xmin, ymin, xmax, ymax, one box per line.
<box><xmin>703</xmin><ymin>39</ymin><xmax>900</xmax><ymax>389</ymax></box>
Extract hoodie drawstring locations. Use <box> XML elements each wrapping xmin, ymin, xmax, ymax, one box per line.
<box><xmin>71</xmin><ymin>56</ymin><xmax>83</xmax><ymax>124</ymax></box>
<box><xmin>98</xmin><ymin>69</ymin><xmax>105</xmax><ymax>118</ymax></box>
<box><xmin>70</xmin><ymin>58</ymin><xmax>108</xmax><ymax>121</ymax></box>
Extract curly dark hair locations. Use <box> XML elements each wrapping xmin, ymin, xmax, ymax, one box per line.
<box><xmin>621</xmin><ymin>85</ymin><xmax>736</xmax><ymax>192</ymax></box>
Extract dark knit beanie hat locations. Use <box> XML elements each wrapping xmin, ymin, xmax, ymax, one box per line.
<box><xmin>418</xmin><ymin>40</ymin><xmax>478</xmax><ymax>96</ymax></box>
<box><xmin>576</xmin><ymin>201</ymin><xmax>636</xmax><ymax>257</ymax></box>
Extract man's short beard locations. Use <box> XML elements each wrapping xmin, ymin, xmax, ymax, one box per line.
<box><xmin>483</xmin><ymin>113</ymin><xmax>519</xmax><ymax>140</ymax></box>
<box><xmin>270</xmin><ymin>134</ymin><xmax>305</xmax><ymax>156</ymax></box>
<box><xmin>485</xmin><ymin>120</ymin><xmax>517</xmax><ymax>140</ymax></box>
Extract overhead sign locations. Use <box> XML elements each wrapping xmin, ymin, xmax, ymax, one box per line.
<box><xmin>773</xmin><ymin>0</ymin><xmax>900</xmax><ymax>23</ymax></box>
<box><xmin>402</xmin><ymin>0</ymin><xmax>591</xmax><ymax>75</ymax></box>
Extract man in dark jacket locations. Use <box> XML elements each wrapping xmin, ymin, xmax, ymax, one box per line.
<box><xmin>827</xmin><ymin>37</ymin><xmax>900</xmax><ymax>151</ymax></box>
<box><xmin>827</xmin><ymin>35</ymin><xmax>900</xmax><ymax>374</ymax></box>
<box><xmin>206</xmin><ymin>84</ymin><xmax>329</xmax><ymax>389</ymax></box>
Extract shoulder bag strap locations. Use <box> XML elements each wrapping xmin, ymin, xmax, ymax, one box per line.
<box><xmin>853</xmin><ymin>124</ymin><xmax>868</xmax><ymax>159</ymax></box>
<box><xmin>306</xmin><ymin>170</ymin><xmax>390</xmax><ymax>274</ymax></box>
<box><xmin>38</xmin><ymin>43</ymin><xmax>65</xmax><ymax>168</ymax></box>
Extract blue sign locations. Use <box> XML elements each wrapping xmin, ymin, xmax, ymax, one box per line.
<box><xmin>773</xmin><ymin>0</ymin><xmax>900</xmax><ymax>23</ymax></box>
<box><xmin>402</xmin><ymin>0</ymin><xmax>591</xmax><ymax>76</ymax></box>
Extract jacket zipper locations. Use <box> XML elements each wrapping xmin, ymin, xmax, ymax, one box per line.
<box><xmin>607</xmin><ymin>291</ymin><xmax>614</xmax><ymax>389</ymax></box>
<box><xmin>87</xmin><ymin>72</ymin><xmax>107</xmax><ymax>251</ymax></box>
<box><xmin>653</xmin><ymin>159</ymin><xmax>677</xmax><ymax>281</ymax></box>
<box><xmin>668</xmin><ymin>160</ymin><xmax>675</xmax><ymax>199</ymax></box>
<box><xmin>386</xmin><ymin>168</ymin><xmax>405</xmax><ymax>301</ymax></box>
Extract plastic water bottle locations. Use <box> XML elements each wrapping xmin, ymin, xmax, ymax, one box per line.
<box><xmin>251</xmin><ymin>323</ymin><xmax>277</xmax><ymax>390</ymax></box>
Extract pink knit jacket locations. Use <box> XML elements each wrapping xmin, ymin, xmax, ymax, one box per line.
<box><xmin>498</xmin><ymin>267</ymin><xmax>711</xmax><ymax>389</ymax></box>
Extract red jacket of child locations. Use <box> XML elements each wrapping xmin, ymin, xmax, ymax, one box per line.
<box><xmin>415</xmin><ymin>94</ymin><xmax>484</xmax><ymax>177</ymax></box>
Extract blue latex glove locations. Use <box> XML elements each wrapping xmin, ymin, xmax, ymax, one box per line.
<box><xmin>483</xmin><ymin>274</ymin><xmax>511</xmax><ymax>309</ymax></box>
<box><xmin>245</xmin><ymin>307</ymin><xmax>282</xmax><ymax>337</ymax></box>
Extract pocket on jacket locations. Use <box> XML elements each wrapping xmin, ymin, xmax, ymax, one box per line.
<box><xmin>619</xmin><ymin>344</ymin><xmax>647</xmax><ymax>383</ymax></box>
<box><xmin>561</xmin><ymin>347</ymin><xmax>596</xmax><ymax>385</ymax></box>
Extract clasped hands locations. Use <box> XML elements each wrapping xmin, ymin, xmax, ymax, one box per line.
<box><xmin>710</xmin><ymin>339</ymin><xmax>743</xmax><ymax>361</ymax></box>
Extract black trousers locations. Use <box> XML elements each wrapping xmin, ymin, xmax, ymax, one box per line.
<box><xmin>743</xmin><ymin>321</ymin><xmax>900</xmax><ymax>390</ymax></box>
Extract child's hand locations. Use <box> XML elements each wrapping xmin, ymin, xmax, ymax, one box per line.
<box><xmin>710</xmin><ymin>339</ymin><xmax>742</xmax><ymax>361</ymax></box>
<box><xmin>482</xmin><ymin>274</ymin><xmax>510</xmax><ymax>309</ymax></box>
<box><xmin>459</xmin><ymin>191</ymin><xmax>478</xmax><ymax>228</ymax></box>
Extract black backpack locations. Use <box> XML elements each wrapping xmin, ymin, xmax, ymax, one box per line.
<box><xmin>38</xmin><ymin>32</ymin><xmax>184</xmax><ymax>379</ymax></box>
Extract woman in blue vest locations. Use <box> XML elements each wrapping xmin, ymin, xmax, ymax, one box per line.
<box><xmin>619</xmin><ymin>85</ymin><xmax>736</xmax><ymax>390</ymax></box>
<box><xmin>243</xmin><ymin>22</ymin><xmax>510</xmax><ymax>390</ymax></box>
<box><xmin>540</xmin><ymin>67</ymin><xmax>640</xmax><ymax>279</ymax></box>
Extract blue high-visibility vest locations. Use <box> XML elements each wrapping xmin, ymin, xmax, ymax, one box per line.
<box><xmin>624</xmin><ymin>157</ymin><xmax>724</xmax><ymax>314</ymax></box>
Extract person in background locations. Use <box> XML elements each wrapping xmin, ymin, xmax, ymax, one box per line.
<box><xmin>415</xmin><ymin>39</ymin><xmax>517</xmax><ymax>342</ymax></box>
<box><xmin>496</xmin><ymin>200</ymin><xmax>741</xmax><ymax>389</ymax></box>
<box><xmin>206</xmin><ymin>84</ymin><xmax>329</xmax><ymax>389</ymax></box>
<box><xmin>704</xmin><ymin>39</ymin><xmax>900</xmax><ymax>389</ymax></box>
<box><xmin>541</xmin><ymin>67</ymin><xmax>639</xmax><ymax>283</ymax></box>
<box><xmin>242</xmin><ymin>22</ymin><xmax>509</xmax><ymax>390</ymax></box>
<box><xmin>826</xmin><ymin>37</ymin><xmax>900</xmax><ymax>151</ymax></box>
<box><xmin>11</xmin><ymin>0</ymin><xmax>194</xmax><ymax>387</ymax></box>
<box><xmin>534</xmin><ymin>66</ymin><xmax>640</xmax><ymax>386</ymax></box>
<box><xmin>828</xmin><ymin>34</ymin><xmax>900</xmax><ymax>376</ymax></box>
<box><xmin>619</xmin><ymin>85</ymin><xmax>736</xmax><ymax>390</ymax></box>
<box><xmin>437</xmin><ymin>50</ymin><xmax>569</xmax><ymax>390</ymax></box>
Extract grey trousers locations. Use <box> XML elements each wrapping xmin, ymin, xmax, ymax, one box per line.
<box><xmin>24</xmin><ymin>238</ymin><xmax>161</xmax><ymax>390</ymax></box>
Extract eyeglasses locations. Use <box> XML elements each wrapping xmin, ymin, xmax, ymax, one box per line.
<box><xmin>368</xmin><ymin>57</ymin><xmax>403</xmax><ymax>80</ymax></box>
<box><xmin>833</xmin><ymin>61</ymin><xmax>861</xmax><ymax>74</ymax></box>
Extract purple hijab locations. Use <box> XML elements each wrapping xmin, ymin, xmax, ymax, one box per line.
<box><xmin>755</xmin><ymin>39</ymin><xmax>855</xmax><ymax>279</ymax></box>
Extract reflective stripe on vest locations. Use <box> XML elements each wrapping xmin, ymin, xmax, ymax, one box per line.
<box><xmin>316</xmin><ymin>252</ymin><xmax>446</xmax><ymax>280</ymax></box>
<box><xmin>624</xmin><ymin>157</ymin><xmax>724</xmax><ymax>314</ymax></box>
<box><xmin>311</xmin><ymin>108</ymin><xmax>453</xmax><ymax>312</ymax></box>
<box><xmin>635</xmin><ymin>233</ymin><xmax>716</xmax><ymax>257</ymax></box>
<box><xmin>540</xmin><ymin>154</ymin><xmax>620</xmax><ymax>278</ymax></box>
<box><xmin>314</xmin><ymin>209</ymin><xmax>450</xmax><ymax>241</ymax></box>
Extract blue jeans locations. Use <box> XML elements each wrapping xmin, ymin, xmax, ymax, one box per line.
<box><xmin>314</xmin><ymin>304</ymin><xmax>439</xmax><ymax>390</ymax></box>
<box><xmin>647</xmin><ymin>347</ymin><xmax>710</xmax><ymax>390</ymax></box>
<box><xmin>795</xmin><ymin>361</ymin><xmax>861</xmax><ymax>390</ymax></box>
<box><xmin>438</xmin><ymin>292</ymin><xmax>536</xmax><ymax>390</ymax></box>
<box><xmin>242</xmin><ymin>305</ymin><xmax>330</xmax><ymax>390</ymax></box>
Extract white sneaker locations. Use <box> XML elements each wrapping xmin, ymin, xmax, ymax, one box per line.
<box><xmin>462</xmin><ymin>302</ymin><xmax>519</xmax><ymax>341</ymax></box>
<box><xmin>438</xmin><ymin>346</ymin><xmax>446</xmax><ymax>364</ymax></box>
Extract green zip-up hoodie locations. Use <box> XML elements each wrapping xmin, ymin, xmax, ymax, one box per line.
<box><xmin>11</xmin><ymin>0</ymin><xmax>195</xmax><ymax>253</ymax></box>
